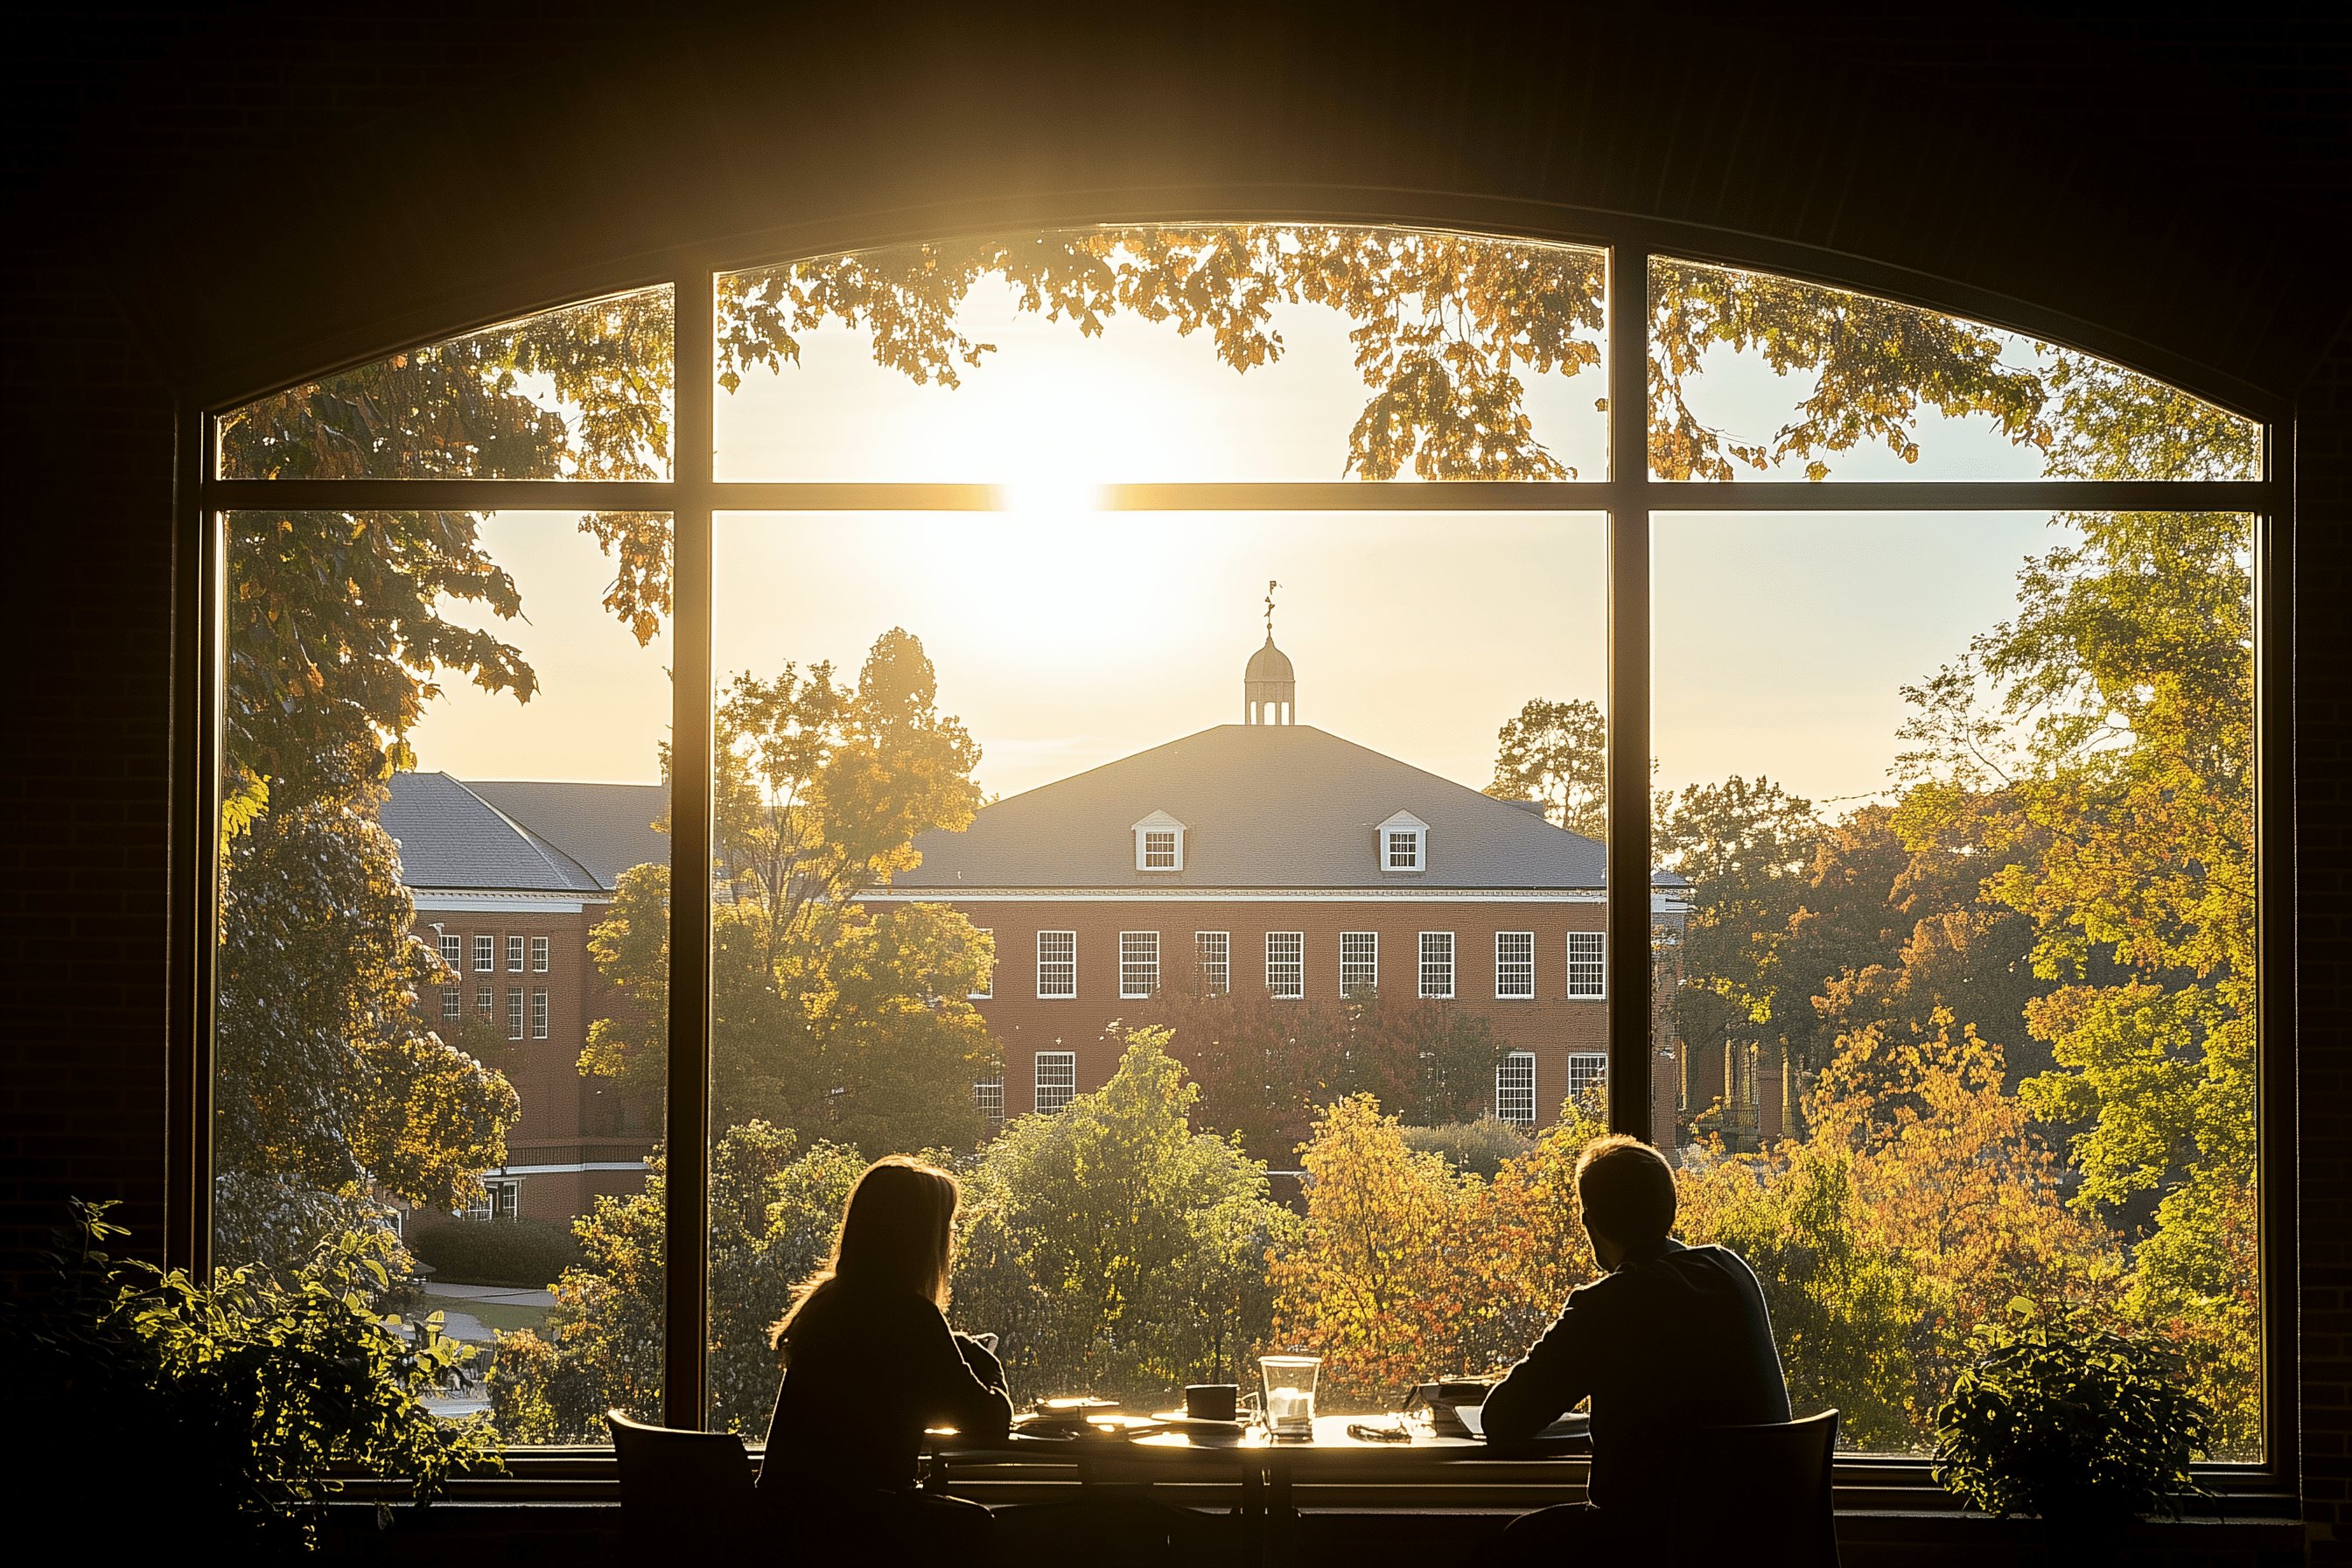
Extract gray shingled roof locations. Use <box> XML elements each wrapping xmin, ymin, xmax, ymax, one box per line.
<box><xmin>382</xmin><ymin>773</ymin><xmax>608</xmax><ymax>893</ymax></box>
<box><xmin>464</xmin><ymin>780</ymin><xmax>669</xmax><ymax>888</ymax></box>
<box><xmin>894</xmin><ymin>724</ymin><xmax>1686</xmax><ymax>891</ymax></box>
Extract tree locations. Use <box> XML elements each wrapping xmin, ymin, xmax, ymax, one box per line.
<box><xmin>492</xmin><ymin>1126</ymin><xmax>869</xmax><ymax>1442</ymax></box>
<box><xmin>1484</xmin><ymin>697</ymin><xmax>1606</xmax><ymax>836</ymax></box>
<box><xmin>953</xmin><ymin>1030</ymin><xmax>1294</xmax><ymax>1404</ymax></box>
<box><xmin>582</xmin><ymin>630</ymin><xmax>1000</xmax><ymax>1152</ymax></box>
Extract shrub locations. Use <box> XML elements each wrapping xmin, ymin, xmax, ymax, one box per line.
<box><xmin>1403</xmin><ymin>1117</ymin><xmax>1534</xmax><ymax>1180</ymax></box>
<box><xmin>409</xmin><ymin>1216</ymin><xmax>583</xmax><ymax>1288</ymax></box>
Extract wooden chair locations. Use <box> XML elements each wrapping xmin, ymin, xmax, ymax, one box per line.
<box><xmin>606</xmin><ymin>1408</ymin><xmax>758</xmax><ymax>1553</ymax></box>
<box><xmin>1671</xmin><ymin>1408</ymin><xmax>1842</xmax><ymax>1568</ymax></box>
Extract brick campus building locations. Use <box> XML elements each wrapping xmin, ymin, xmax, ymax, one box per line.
<box><xmin>871</xmin><ymin>638</ymin><xmax>1690</xmax><ymax>1142</ymax></box>
<box><xmin>382</xmin><ymin>774</ymin><xmax>666</xmax><ymax>1227</ymax></box>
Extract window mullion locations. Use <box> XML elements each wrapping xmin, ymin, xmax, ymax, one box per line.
<box><xmin>1606</xmin><ymin>243</ymin><xmax>1654</xmax><ymax>1139</ymax></box>
<box><xmin>664</xmin><ymin>258</ymin><xmax>718</xmax><ymax>1432</ymax></box>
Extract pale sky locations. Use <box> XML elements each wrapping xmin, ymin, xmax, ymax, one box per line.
<box><xmin>403</xmin><ymin>256</ymin><xmax>2088</xmax><ymax>815</ymax></box>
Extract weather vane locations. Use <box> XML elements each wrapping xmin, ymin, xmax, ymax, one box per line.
<box><xmin>1265</xmin><ymin>579</ymin><xmax>1279</xmax><ymax>640</ymax></box>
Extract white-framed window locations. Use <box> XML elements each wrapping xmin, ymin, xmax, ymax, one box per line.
<box><xmin>467</xmin><ymin>1179</ymin><xmax>522</xmax><ymax>1222</ymax></box>
<box><xmin>442</xmin><ymin>987</ymin><xmax>461</xmax><ymax>1022</ymax></box>
<box><xmin>1035</xmin><ymin>1052</ymin><xmax>1077</xmax><ymax>1115</ymax></box>
<box><xmin>508</xmin><ymin>934</ymin><xmax>526</xmax><ymax>972</ymax></box>
<box><xmin>1567</xmin><ymin>931</ymin><xmax>1606</xmax><ymax>998</ymax></box>
<box><xmin>974</xmin><ymin>1074</ymin><xmax>1004</xmax><ymax>1128</ymax></box>
<box><xmin>970</xmin><ymin>928</ymin><xmax>993</xmax><ymax>1000</ymax></box>
<box><xmin>1419</xmin><ymin>931</ymin><xmax>1455</xmax><ymax>998</ymax></box>
<box><xmin>1037</xmin><ymin>930</ymin><xmax>1077</xmax><ymax>998</ymax></box>
<box><xmin>507</xmin><ymin>988</ymin><xmax>525</xmax><ymax>1040</ymax></box>
<box><xmin>1497</xmin><ymin>1051</ymin><xmax>1536</xmax><ymax>1124</ymax></box>
<box><xmin>1569</xmin><ymin>1052</ymin><xmax>1607</xmax><ymax>1110</ymax></box>
<box><xmin>1266</xmin><ymin>931</ymin><xmax>1305</xmax><ymax>999</ymax></box>
<box><xmin>530</xmin><ymin>935</ymin><xmax>549</xmax><ymax>973</ymax></box>
<box><xmin>475</xmin><ymin>985</ymin><xmax>493</xmax><ymax>1017</ymax></box>
<box><xmin>1340</xmin><ymin>931</ymin><xmax>1378</xmax><ymax>995</ymax></box>
<box><xmin>531</xmin><ymin>989</ymin><xmax>549</xmax><ymax>1039</ymax></box>
<box><xmin>1132</xmin><ymin>808</ymin><xmax>1185</xmax><ymax>871</ymax></box>
<box><xmin>1120</xmin><ymin>930</ymin><xmax>1161</xmax><ymax>998</ymax></box>
<box><xmin>438</xmin><ymin>932</ymin><xmax>463</xmax><ymax>972</ymax></box>
<box><xmin>473</xmin><ymin>934</ymin><xmax>495</xmax><ymax>973</ymax></box>
<box><xmin>1194</xmin><ymin>931</ymin><xmax>1230</xmax><ymax>995</ymax></box>
<box><xmin>1495</xmin><ymin>931</ymin><xmax>1535</xmax><ymax>998</ymax></box>
<box><xmin>1377</xmin><ymin>810</ymin><xmax>1429</xmax><ymax>872</ymax></box>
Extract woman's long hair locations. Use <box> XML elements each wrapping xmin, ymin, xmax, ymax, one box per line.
<box><xmin>770</xmin><ymin>1156</ymin><xmax>960</xmax><ymax>1364</ymax></box>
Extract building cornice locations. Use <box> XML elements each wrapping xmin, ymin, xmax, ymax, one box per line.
<box><xmin>860</xmin><ymin>886</ymin><xmax>1692</xmax><ymax>908</ymax></box>
<box><xmin>409</xmin><ymin>890</ymin><xmax>612</xmax><ymax>913</ymax></box>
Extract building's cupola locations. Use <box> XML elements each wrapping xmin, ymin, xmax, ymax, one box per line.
<box><xmin>1245</xmin><ymin>578</ymin><xmax>1296</xmax><ymax>724</ymax></box>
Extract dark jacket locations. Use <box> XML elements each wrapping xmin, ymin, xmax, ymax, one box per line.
<box><xmin>757</xmin><ymin>1278</ymin><xmax>1014</xmax><ymax>1502</ymax></box>
<box><xmin>1480</xmin><ymin>1239</ymin><xmax>1791</xmax><ymax>1510</ymax></box>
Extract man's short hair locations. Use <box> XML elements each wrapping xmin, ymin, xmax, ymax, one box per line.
<box><xmin>1575</xmin><ymin>1135</ymin><xmax>1676</xmax><ymax>1246</ymax></box>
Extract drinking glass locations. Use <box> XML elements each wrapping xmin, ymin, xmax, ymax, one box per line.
<box><xmin>1259</xmin><ymin>1354</ymin><xmax>1321</xmax><ymax>1438</ymax></box>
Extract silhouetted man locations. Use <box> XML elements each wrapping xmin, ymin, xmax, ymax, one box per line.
<box><xmin>1480</xmin><ymin>1134</ymin><xmax>1791</xmax><ymax>1553</ymax></box>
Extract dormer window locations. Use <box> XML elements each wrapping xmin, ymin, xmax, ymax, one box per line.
<box><xmin>1132</xmin><ymin>808</ymin><xmax>1186</xmax><ymax>872</ymax></box>
<box><xmin>1376</xmin><ymin>810</ymin><xmax>1429</xmax><ymax>873</ymax></box>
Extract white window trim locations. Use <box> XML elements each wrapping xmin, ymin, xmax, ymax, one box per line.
<box><xmin>439</xmin><ymin>933</ymin><xmax>463</xmax><ymax>971</ymax></box>
<box><xmin>973</xmin><ymin>1073</ymin><xmax>1004</xmax><ymax>1127</ymax></box>
<box><xmin>530</xmin><ymin>934</ymin><xmax>550</xmax><ymax>973</ymax></box>
<box><xmin>1266</xmin><ymin>930</ymin><xmax>1306</xmax><ymax>999</ymax></box>
<box><xmin>1340</xmin><ymin>931</ymin><xmax>1378</xmax><ymax>996</ymax></box>
<box><xmin>1132</xmin><ymin>808</ymin><xmax>1186</xmax><ymax>872</ymax></box>
<box><xmin>442</xmin><ymin>986</ymin><xmax>461</xmax><ymax>1022</ymax></box>
<box><xmin>506</xmin><ymin>988</ymin><xmax>525</xmax><ymax>1040</ymax></box>
<box><xmin>508</xmin><ymin>934</ymin><xmax>526</xmax><ymax>973</ymax></box>
<box><xmin>1567</xmin><ymin>930</ymin><xmax>1606</xmax><ymax>998</ymax></box>
<box><xmin>531</xmin><ymin>989</ymin><xmax>549</xmax><ymax>1040</ymax></box>
<box><xmin>1377</xmin><ymin>809</ymin><xmax>1430</xmax><ymax>873</ymax></box>
<box><xmin>1194</xmin><ymin>931</ymin><xmax>1230</xmax><ymax>996</ymax></box>
<box><xmin>1495</xmin><ymin>930</ymin><xmax>1536</xmax><ymax>999</ymax></box>
<box><xmin>970</xmin><ymin>928</ymin><xmax>994</xmax><ymax>1000</ymax></box>
<box><xmin>1418</xmin><ymin>930</ymin><xmax>1455</xmax><ymax>999</ymax></box>
<box><xmin>1036</xmin><ymin>930</ymin><xmax>1077</xmax><ymax>999</ymax></box>
<box><xmin>1569</xmin><ymin>1051</ymin><xmax>1608</xmax><ymax>1110</ymax></box>
<box><xmin>1497</xmin><ymin>1051</ymin><xmax>1536</xmax><ymax>1125</ymax></box>
<box><xmin>1034</xmin><ymin>1051</ymin><xmax>1077</xmax><ymax>1116</ymax></box>
<box><xmin>1119</xmin><ymin>930</ymin><xmax>1161</xmax><ymax>999</ymax></box>
<box><xmin>473</xmin><ymin>934</ymin><xmax>495</xmax><ymax>973</ymax></box>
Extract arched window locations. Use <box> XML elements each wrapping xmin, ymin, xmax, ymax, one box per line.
<box><xmin>202</xmin><ymin>220</ymin><xmax>2276</xmax><ymax>1472</ymax></box>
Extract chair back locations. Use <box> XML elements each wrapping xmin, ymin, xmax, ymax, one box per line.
<box><xmin>607</xmin><ymin>1409</ymin><xmax>757</xmax><ymax>1551</ymax></box>
<box><xmin>1672</xmin><ymin>1408</ymin><xmax>1840</xmax><ymax>1568</ymax></box>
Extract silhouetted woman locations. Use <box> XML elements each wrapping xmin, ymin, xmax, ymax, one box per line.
<box><xmin>758</xmin><ymin>1156</ymin><xmax>1012</xmax><ymax>1549</ymax></box>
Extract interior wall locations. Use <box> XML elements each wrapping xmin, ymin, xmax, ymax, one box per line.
<box><xmin>4</xmin><ymin>0</ymin><xmax>2346</xmax><ymax>1540</ymax></box>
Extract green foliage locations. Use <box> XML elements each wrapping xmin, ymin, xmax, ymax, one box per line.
<box><xmin>407</xmin><ymin>1217</ymin><xmax>584</xmax><ymax>1289</ymax></box>
<box><xmin>584</xmin><ymin>630</ymin><xmax>998</xmax><ymax>1152</ymax></box>
<box><xmin>486</xmin><ymin>1127</ymin><xmax>867</xmax><ymax>1441</ymax></box>
<box><xmin>1932</xmin><ymin>1309</ymin><xmax>2210</xmax><ymax>1524</ymax></box>
<box><xmin>1401</xmin><ymin>1117</ymin><xmax>1536</xmax><ymax>1181</ymax></box>
<box><xmin>6</xmin><ymin>1200</ymin><xmax>500</xmax><ymax>1550</ymax></box>
<box><xmin>954</xmin><ymin>1030</ymin><xmax>1296</xmax><ymax>1406</ymax></box>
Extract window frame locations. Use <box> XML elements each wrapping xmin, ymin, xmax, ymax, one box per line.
<box><xmin>531</xmin><ymin>935</ymin><xmax>550</xmax><ymax>974</ymax></box>
<box><xmin>1567</xmin><ymin>930</ymin><xmax>1606</xmax><ymax>999</ymax></box>
<box><xmin>970</xmin><ymin>928</ymin><xmax>993</xmax><ymax>1000</ymax></box>
<box><xmin>1495</xmin><ymin>930</ymin><xmax>1535</xmax><ymax>999</ymax></box>
<box><xmin>1418</xmin><ymin>930</ymin><xmax>1455</xmax><ymax>999</ymax></box>
<box><xmin>1035</xmin><ymin>930</ymin><xmax>1077</xmax><ymax>1000</ymax></box>
<box><xmin>1194</xmin><ymin>930</ymin><xmax>1230</xmax><ymax>996</ymax></box>
<box><xmin>172</xmin><ymin>218</ymin><xmax>2293</xmax><ymax>1485</ymax></box>
<box><xmin>1265</xmin><ymin>930</ymin><xmax>1305</xmax><ymax>999</ymax></box>
<box><xmin>531</xmin><ymin>988</ymin><xmax>549</xmax><ymax>1040</ymax></box>
<box><xmin>1034</xmin><ymin>1050</ymin><xmax>1077</xmax><ymax>1116</ymax></box>
<box><xmin>1496</xmin><ymin>1050</ymin><xmax>1536</xmax><ymax>1124</ymax></box>
<box><xmin>472</xmin><ymin>934</ymin><xmax>495</xmax><ymax>974</ymax></box>
<box><xmin>1119</xmin><ymin>930</ymin><xmax>1161</xmax><ymax>999</ymax></box>
<box><xmin>1340</xmin><ymin>931</ymin><xmax>1378</xmax><ymax>996</ymax></box>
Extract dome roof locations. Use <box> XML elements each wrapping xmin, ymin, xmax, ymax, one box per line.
<box><xmin>1245</xmin><ymin>636</ymin><xmax>1295</xmax><ymax>683</ymax></box>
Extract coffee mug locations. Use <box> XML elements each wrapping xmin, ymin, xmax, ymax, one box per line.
<box><xmin>1185</xmin><ymin>1382</ymin><xmax>1240</xmax><ymax>1421</ymax></box>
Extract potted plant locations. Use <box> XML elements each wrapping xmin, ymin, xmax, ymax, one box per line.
<box><xmin>6</xmin><ymin>1199</ymin><xmax>503</xmax><ymax>1550</ymax></box>
<box><xmin>1932</xmin><ymin>1301</ymin><xmax>2210</xmax><ymax>1544</ymax></box>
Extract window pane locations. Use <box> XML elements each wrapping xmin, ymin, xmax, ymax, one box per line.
<box><xmin>716</xmin><ymin>228</ymin><xmax>1606</xmax><ymax>483</ymax></box>
<box><xmin>705</xmin><ymin>506</ymin><xmax>1613</xmax><ymax>1420</ymax></box>
<box><xmin>1654</xmin><ymin>507</ymin><xmax>2258</xmax><ymax>1460</ymax></box>
<box><xmin>222</xmin><ymin>286</ymin><xmax>674</xmax><ymax>480</ymax></box>
<box><xmin>1648</xmin><ymin>258</ymin><xmax>2258</xmax><ymax>483</ymax></box>
<box><xmin>217</xmin><ymin>508</ymin><xmax>671</xmax><ymax>1443</ymax></box>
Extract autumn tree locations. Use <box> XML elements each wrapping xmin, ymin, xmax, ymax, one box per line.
<box><xmin>1484</xmin><ymin>697</ymin><xmax>1607</xmax><ymax>837</ymax></box>
<box><xmin>582</xmin><ymin>629</ymin><xmax>999</xmax><ymax>1154</ymax></box>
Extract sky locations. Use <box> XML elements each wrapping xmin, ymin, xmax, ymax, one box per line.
<box><xmin>400</xmin><ymin>251</ymin><xmax>2091</xmax><ymax>814</ymax></box>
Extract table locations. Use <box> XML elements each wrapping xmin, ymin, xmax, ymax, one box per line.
<box><xmin>937</xmin><ymin>1411</ymin><xmax>1589</xmax><ymax>1565</ymax></box>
